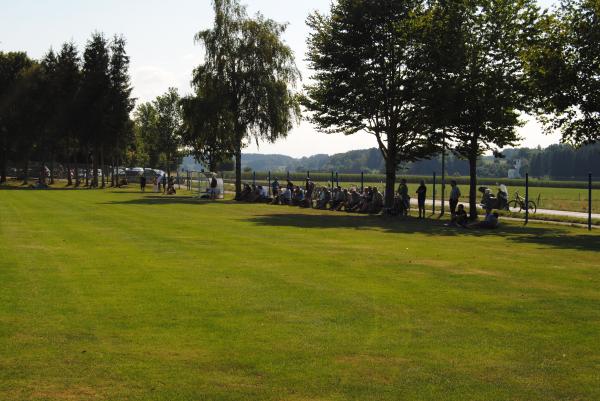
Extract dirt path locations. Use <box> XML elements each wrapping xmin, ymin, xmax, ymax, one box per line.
<box><xmin>412</xmin><ymin>198</ymin><xmax>600</xmax><ymax>220</ymax></box>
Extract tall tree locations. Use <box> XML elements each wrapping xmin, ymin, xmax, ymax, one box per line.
<box><xmin>303</xmin><ymin>0</ymin><xmax>437</xmax><ymax>207</ymax></box>
<box><xmin>427</xmin><ymin>0</ymin><xmax>540</xmax><ymax>219</ymax></box>
<box><xmin>194</xmin><ymin>0</ymin><xmax>301</xmax><ymax>198</ymax></box>
<box><xmin>528</xmin><ymin>0</ymin><xmax>600</xmax><ymax>146</ymax></box>
<box><xmin>133</xmin><ymin>102</ymin><xmax>160</xmax><ymax>168</ymax></box>
<box><xmin>180</xmin><ymin>72</ymin><xmax>236</xmax><ymax>172</ymax></box>
<box><xmin>79</xmin><ymin>32</ymin><xmax>111</xmax><ymax>188</ymax></box>
<box><xmin>108</xmin><ymin>35</ymin><xmax>135</xmax><ymax>186</ymax></box>
<box><xmin>0</xmin><ymin>52</ymin><xmax>33</xmax><ymax>183</ymax></box>
<box><xmin>54</xmin><ymin>43</ymin><xmax>81</xmax><ymax>186</ymax></box>
<box><xmin>154</xmin><ymin>88</ymin><xmax>183</xmax><ymax>177</ymax></box>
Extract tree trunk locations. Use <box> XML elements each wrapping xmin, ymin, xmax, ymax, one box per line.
<box><xmin>384</xmin><ymin>157</ymin><xmax>397</xmax><ymax>209</ymax></box>
<box><xmin>74</xmin><ymin>158</ymin><xmax>80</xmax><ymax>187</ymax></box>
<box><xmin>468</xmin><ymin>152</ymin><xmax>478</xmax><ymax>220</ymax></box>
<box><xmin>234</xmin><ymin>144</ymin><xmax>242</xmax><ymax>200</ymax></box>
<box><xmin>110</xmin><ymin>157</ymin><xmax>115</xmax><ymax>187</ymax></box>
<box><xmin>167</xmin><ymin>152</ymin><xmax>171</xmax><ymax>178</ymax></box>
<box><xmin>116</xmin><ymin>156</ymin><xmax>120</xmax><ymax>187</ymax></box>
<box><xmin>86</xmin><ymin>149</ymin><xmax>90</xmax><ymax>187</ymax></box>
<box><xmin>50</xmin><ymin>157</ymin><xmax>55</xmax><ymax>185</ymax></box>
<box><xmin>22</xmin><ymin>159</ymin><xmax>29</xmax><ymax>185</ymax></box>
<box><xmin>441</xmin><ymin>134</ymin><xmax>446</xmax><ymax>216</ymax></box>
<box><xmin>66</xmin><ymin>160</ymin><xmax>72</xmax><ymax>186</ymax></box>
<box><xmin>100</xmin><ymin>146</ymin><xmax>105</xmax><ymax>188</ymax></box>
<box><xmin>0</xmin><ymin>143</ymin><xmax>7</xmax><ymax>183</ymax></box>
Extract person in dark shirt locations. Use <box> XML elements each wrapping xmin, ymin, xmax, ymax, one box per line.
<box><xmin>140</xmin><ymin>174</ymin><xmax>146</xmax><ymax>192</ymax></box>
<box><xmin>450</xmin><ymin>204</ymin><xmax>468</xmax><ymax>227</ymax></box>
<box><xmin>416</xmin><ymin>180</ymin><xmax>427</xmax><ymax>219</ymax></box>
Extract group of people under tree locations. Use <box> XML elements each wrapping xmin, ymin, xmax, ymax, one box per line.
<box><xmin>237</xmin><ymin>175</ymin><xmax>499</xmax><ymax>229</ymax></box>
<box><xmin>139</xmin><ymin>174</ymin><xmax>176</xmax><ymax>195</ymax></box>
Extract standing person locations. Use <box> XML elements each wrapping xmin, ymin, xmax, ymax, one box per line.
<box><xmin>416</xmin><ymin>180</ymin><xmax>427</xmax><ymax>219</ymax></box>
<box><xmin>271</xmin><ymin>178</ymin><xmax>280</xmax><ymax>198</ymax></box>
<box><xmin>397</xmin><ymin>179</ymin><xmax>409</xmax><ymax>216</ymax></box>
<box><xmin>449</xmin><ymin>180</ymin><xmax>461</xmax><ymax>216</ymax></box>
<box><xmin>210</xmin><ymin>174</ymin><xmax>218</xmax><ymax>200</ymax></box>
<box><xmin>161</xmin><ymin>175</ymin><xmax>167</xmax><ymax>194</ymax></box>
<box><xmin>140</xmin><ymin>174</ymin><xmax>147</xmax><ymax>192</ymax></box>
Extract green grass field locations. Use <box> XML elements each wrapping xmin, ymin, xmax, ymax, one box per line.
<box><xmin>1</xmin><ymin>188</ymin><xmax>599</xmax><ymax>400</ymax></box>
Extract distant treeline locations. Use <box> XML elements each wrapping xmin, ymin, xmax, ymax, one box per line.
<box><xmin>238</xmin><ymin>143</ymin><xmax>600</xmax><ymax>180</ymax></box>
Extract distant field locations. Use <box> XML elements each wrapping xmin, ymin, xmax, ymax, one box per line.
<box><xmin>1</xmin><ymin>188</ymin><xmax>599</xmax><ymax>401</ymax></box>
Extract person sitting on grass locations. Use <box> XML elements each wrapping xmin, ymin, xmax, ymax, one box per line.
<box><xmin>330</xmin><ymin>186</ymin><xmax>344</xmax><ymax>210</ymax></box>
<box><xmin>282</xmin><ymin>186</ymin><xmax>292</xmax><ymax>205</ymax></box>
<box><xmin>359</xmin><ymin>187</ymin><xmax>373</xmax><ymax>213</ymax></box>
<box><xmin>475</xmin><ymin>211</ymin><xmax>500</xmax><ymax>229</ymax></box>
<box><xmin>240</xmin><ymin>184</ymin><xmax>252</xmax><ymax>201</ymax></box>
<box><xmin>449</xmin><ymin>204</ymin><xmax>469</xmax><ymax>227</ymax></box>
<box><xmin>368</xmin><ymin>187</ymin><xmax>384</xmax><ymax>214</ymax></box>
<box><xmin>292</xmin><ymin>186</ymin><xmax>304</xmax><ymax>206</ymax></box>
<box><xmin>316</xmin><ymin>187</ymin><xmax>331</xmax><ymax>209</ymax></box>
<box><xmin>334</xmin><ymin>188</ymin><xmax>349</xmax><ymax>211</ymax></box>
<box><xmin>346</xmin><ymin>188</ymin><xmax>361</xmax><ymax>212</ymax></box>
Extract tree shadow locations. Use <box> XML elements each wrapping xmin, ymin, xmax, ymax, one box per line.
<box><xmin>246</xmin><ymin>212</ymin><xmax>600</xmax><ymax>252</ymax></box>
<box><xmin>103</xmin><ymin>195</ymin><xmax>237</xmax><ymax>206</ymax></box>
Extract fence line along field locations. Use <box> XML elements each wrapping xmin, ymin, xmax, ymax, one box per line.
<box><xmin>1</xmin><ymin>189</ymin><xmax>599</xmax><ymax>401</ymax></box>
<box><xmin>221</xmin><ymin>172</ymin><xmax>599</xmax><ymax>214</ymax></box>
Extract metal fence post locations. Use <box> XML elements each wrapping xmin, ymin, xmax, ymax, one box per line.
<box><xmin>268</xmin><ymin>171</ymin><xmax>271</xmax><ymax>197</ymax></box>
<box><xmin>336</xmin><ymin>172</ymin><xmax>339</xmax><ymax>187</ymax></box>
<box><xmin>525</xmin><ymin>173</ymin><xmax>529</xmax><ymax>225</ymax></box>
<box><xmin>361</xmin><ymin>172</ymin><xmax>364</xmax><ymax>193</ymax></box>
<box><xmin>589</xmin><ymin>172</ymin><xmax>593</xmax><ymax>231</ymax></box>
<box><xmin>433</xmin><ymin>172</ymin><xmax>436</xmax><ymax>215</ymax></box>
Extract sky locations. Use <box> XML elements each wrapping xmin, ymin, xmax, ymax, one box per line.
<box><xmin>1</xmin><ymin>0</ymin><xmax>560</xmax><ymax>157</ymax></box>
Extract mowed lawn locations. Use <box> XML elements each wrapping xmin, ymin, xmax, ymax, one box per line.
<box><xmin>0</xmin><ymin>189</ymin><xmax>599</xmax><ymax>401</ymax></box>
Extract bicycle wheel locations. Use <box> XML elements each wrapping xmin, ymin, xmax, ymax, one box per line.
<box><xmin>508</xmin><ymin>200</ymin><xmax>521</xmax><ymax>212</ymax></box>
<box><xmin>527</xmin><ymin>201</ymin><xmax>537</xmax><ymax>214</ymax></box>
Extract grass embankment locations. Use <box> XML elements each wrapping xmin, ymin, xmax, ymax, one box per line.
<box><xmin>1</xmin><ymin>189</ymin><xmax>599</xmax><ymax>401</ymax></box>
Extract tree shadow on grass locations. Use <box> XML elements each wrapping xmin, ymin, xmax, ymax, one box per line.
<box><xmin>246</xmin><ymin>212</ymin><xmax>600</xmax><ymax>252</ymax></box>
<box><xmin>103</xmin><ymin>195</ymin><xmax>238</xmax><ymax>206</ymax></box>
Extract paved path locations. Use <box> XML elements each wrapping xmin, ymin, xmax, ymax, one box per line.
<box><xmin>412</xmin><ymin>198</ymin><xmax>599</xmax><ymax>220</ymax></box>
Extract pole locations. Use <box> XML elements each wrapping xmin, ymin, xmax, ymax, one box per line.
<box><xmin>253</xmin><ymin>171</ymin><xmax>256</xmax><ymax>186</ymax></box>
<box><xmin>589</xmin><ymin>173</ymin><xmax>593</xmax><ymax>231</ymax></box>
<box><xmin>433</xmin><ymin>172</ymin><xmax>436</xmax><ymax>215</ymax></box>
<box><xmin>441</xmin><ymin>134</ymin><xmax>446</xmax><ymax>216</ymax></box>
<box><xmin>287</xmin><ymin>171</ymin><xmax>290</xmax><ymax>181</ymax></box>
<box><xmin>307</xmin><ymin>170</ymin><xmax>310</xmax><ymax>179</ymax></box>
<box><xmin>361</xmin><ymin>171</ymin><xmax>364</xmax><ymax>193</ymax></box>
<box><xmin>525</xmin><ymin>173</ymin><xmax>529</xmax><ymax>225</ymax></box>
<box><xmin>336</xmin><ymin>172</ymin><xmax>339</xmax><ymax>187</ymax></box>
<box><xmin>331</xmin><ymin>171</ymin><xmax>334</xmax><ymax>189</ymax></box>
<box><xmin>268</xmin><ymin>171</ymin><xmax>271</xmax><ymax>197</ymax></box>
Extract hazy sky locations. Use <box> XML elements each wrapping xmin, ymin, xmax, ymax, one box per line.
<box><xmin>1</xmin><ymin>0</ymin><xmax>559</xmax><ymax>157</ymax></box>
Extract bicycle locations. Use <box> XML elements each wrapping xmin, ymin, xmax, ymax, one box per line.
<box><xmin>508</xmin><ymin>191</ymin><xmax>537</xmax><ymax>214</ymax></box>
